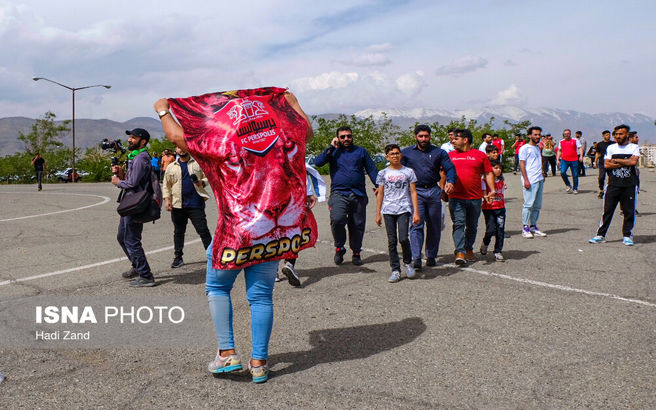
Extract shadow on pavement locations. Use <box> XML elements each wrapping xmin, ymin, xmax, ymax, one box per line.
<box><xmin>155</xmin><ymin>262</ymin><xmax>207</xmax><ymax>285</ymax></box>
<box><xmin>633</xmin><ymin>235</ymin><xmax>656</xmax><ymax>244</ymax></box>
<box><xmin>543</xmin><ymin>227</ymin><xmax>580</xmax><ymax>235</ymax></box>
<box><xmin>269</xmin><ymin>317</ymin><xmax>426</xmax><ymax>378</ymax></box>
<box><xmin>299</xmin><ymin>264</ymin><xmax>378</xmax><ymax>288</ymax></box>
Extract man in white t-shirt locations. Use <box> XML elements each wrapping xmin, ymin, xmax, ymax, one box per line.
<box><xmin>519</xmin><ymin>126</ymin><xmax>546</xmax><ymax>238</ymax></box>
<box><xmin>589</xmin><ymin>124</ymin><xmax>640</xmax><ymax>246</ymax></box>
<box><xmin>441</xmin><ymin>128</ymin><xmax>456</xmax><ymax>153</ymax></box>
<box><xmin>478</xmin><ymin>133</ymin><xmax>492</xmax><ymax>153</ymax></box>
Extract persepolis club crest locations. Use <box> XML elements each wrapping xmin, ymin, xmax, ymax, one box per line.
<box><xmin>214</xmin><ymin>98</ymin><xmax>280</xmax><ymax>156</ymax></box>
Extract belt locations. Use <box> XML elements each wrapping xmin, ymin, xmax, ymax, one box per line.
<box><xmin>416</xmin><ymin>183</ymin><xmax>437</xmax><ymax>189</ymax></box>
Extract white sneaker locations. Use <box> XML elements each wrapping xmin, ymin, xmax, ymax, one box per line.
<box><xmin>530</xmin><ymin>226</ymin><xmax>547</xmax><ymax>237</ymax></box>
<box><xmin>566</xmin><ymin>186</ymin><xmax>572</xmax><ymax>193</ymax></box>
<box><xmin>573</xmin><ymin>189</ymin><xmax>579</xmax><ymax>194</ymax></box>
<box><xmin>404</xmin><ymin>264</ymin><xmax>416</xmax><ymax>279</ymax></box>
<box><xmin>494</xmin><ymin>252</ymin><xmax>505</xmax><ymax>262</ymax></box>
<box><xmin>522</xmin><ymin>227</ymin><xmax>534</xmax><ymax>238</ymax></box>
<box><xmin>388</xmin><ymin>270</ymin><xmax>402</xmax><ymax>283</ymax></box>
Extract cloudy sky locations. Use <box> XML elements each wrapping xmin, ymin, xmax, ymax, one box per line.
<box><xmin>1</xmin><ymin>0</ymin><xmax>654</xmax><ymax>121</ymax></box>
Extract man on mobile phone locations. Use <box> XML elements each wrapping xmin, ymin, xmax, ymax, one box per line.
<box><xmin>162</xmin><ymin>146</ymin><xmax>212</xmax><ymax>268</ymax></box>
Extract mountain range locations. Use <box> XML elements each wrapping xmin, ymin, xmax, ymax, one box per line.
<box><xmin>353</xmin><ymin>106</ymin><xmax>655</xmax><ymax>142</ymax></box>
<box><xmin>1</xmin><ymin>106</ymin><xmax>653</xmax><ymax>155</ymax></box>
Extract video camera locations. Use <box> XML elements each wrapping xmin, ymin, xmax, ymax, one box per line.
<box><xmin>101</xmin><ymin>138</ymin><xmax>126</xmax><ymax>166</ymax></box>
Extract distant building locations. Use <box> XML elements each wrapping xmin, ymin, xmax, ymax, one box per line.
<box><xmin>639</xmin><ymin>144</ymin><xmax>656</xmax><ymax>167</ymax></box>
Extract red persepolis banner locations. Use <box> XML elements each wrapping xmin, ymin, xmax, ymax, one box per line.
<box><xmin>168</xmin><ymin>87</ymin><xmax>317</xmax><ymax>270</ymax></box>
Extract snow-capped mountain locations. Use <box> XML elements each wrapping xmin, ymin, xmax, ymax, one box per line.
<box><xmin>353</xmin><ymin>106</ymin><xmax>655</xmax><ymax>141</ymax></box>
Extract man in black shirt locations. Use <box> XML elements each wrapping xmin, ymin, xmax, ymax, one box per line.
<box><xmin>31</xmin><ymin>153</ymin><xmax>46</xmax><ymax>191</ymax></box>
<box><xmin>589</xmin><ymin>125</ymin><xmax>640</xmax><ymax>246</ymax></box>
<box><xmin>593</xmin><ymin>130</ymin><xmax>615</xmax><ymax>199</ymax></box>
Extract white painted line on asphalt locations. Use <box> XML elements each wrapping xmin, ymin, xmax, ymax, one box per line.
<box><xmin>460</xmin><ymin>267</ymin><xmax>656</xmax><ymax>308</ymax></box>
<box><xmin>320</xmin><ymin>240</ymin><xmax>656</xmax><ymax>309</ymax></box>
<box><xmin>0</xmin><ymin>239</ymin><xmax>201</xmax><ymax>286</ymax></box>
<box><xmin>0</xmin><ymin>192</ymin><xmax>111</xmax><ymax>222</ymax></box>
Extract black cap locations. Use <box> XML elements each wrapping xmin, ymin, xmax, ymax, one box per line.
<box><xmin>125</xmin><ymin>128</ymin><xmax>150</xmax><ymax>142</ymax></box>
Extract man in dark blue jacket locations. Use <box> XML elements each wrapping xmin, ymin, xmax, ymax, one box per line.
<box><xmin>112</xmin><ymin>128</ymin><xmax>156</xmax><ymax>287</ymax></box>
<box><xmin>402</xmin><ymin>125</ymin><xmax>456</xmax><ymax>269</ymax></box>
<box><xmin>314</xmin><ymin>126</ymin><xmax>378</xmax><ymax>266</ymax></box>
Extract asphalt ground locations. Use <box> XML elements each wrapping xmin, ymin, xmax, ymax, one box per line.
<box><xmin>1</xmin><ymin>168</ymin><xmax>655</xmax><ymax>408</ymax></box>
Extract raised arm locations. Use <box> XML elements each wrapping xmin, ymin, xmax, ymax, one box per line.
<box><xmin>284</xmin><ymin>91</ymin><xmax>313</xmax><ymax>143</ymax></box>
<box><xmin>154</xmin><ymin>99</ymin><xmax>188</xmax><ymax>152</ymax></box>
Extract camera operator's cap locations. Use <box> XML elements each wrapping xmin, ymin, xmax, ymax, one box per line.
<box><xmin>125</xmin><ymin>128</ymin><xmax>150</xmax><ymax>142</ymax></box>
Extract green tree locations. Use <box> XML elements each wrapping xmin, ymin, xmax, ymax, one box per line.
<box><xmin>78</xmin><ymin>147</ymin><xmax>114</xmax><ymax>181</ymax></box>
<box><xmin>397</xmin><ymin>116</ymin><xmax>531</xmax><ymax>170</ymax></box>
<box><xmin>308</xmin><ymin>113</ymin><xmax>402</xmax><ymax>172</ymax></box>
<box><xmin>17</xmin><ymin>111</ymin><xmax>70</xmax><ymax>155</ymax></box>
<box><xmin>308</xmin><ymin>113</ymin><xmax>401</xmax><ymax>156</ymax></box>
<box><xmin>148</xmin><ymin>136</ymin><xmax>176</xmax><ymax>156</ymax></box>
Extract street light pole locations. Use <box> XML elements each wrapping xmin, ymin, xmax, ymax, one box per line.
<box><xmin>33</xmin><ymin>77</ymin><xmax>111</xmax><ymax>181</ymax></box>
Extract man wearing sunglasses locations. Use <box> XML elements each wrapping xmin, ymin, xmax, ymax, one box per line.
<box><xmin>314</xmin><ymin>126</ymin><xmax>378</xmax><ymax>266</ymax></box>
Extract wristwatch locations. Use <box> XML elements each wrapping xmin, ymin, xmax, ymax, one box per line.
<box><xmin>158</xmin><ymin>109</ymin><xmax>170</xmax><ymax>119</ymax></box>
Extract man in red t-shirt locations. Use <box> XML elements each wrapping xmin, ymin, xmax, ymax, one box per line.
<box><xmin>448</xmin><ymin>129</ymin><xmax>495</xmax><ymax>266</ymax></box>
<box><xmin>491</xmin><ymin>134</ymin><xmax>505</xmax><ymax>162</ymax></box>
<box><xmin>511</xmin><ymin>134</ymin><xmax>525</xmax><ymax>174</ymax></box>
<box><xmin>556</xmin><ymin>129</ymin><xmax>583</xmax><ymax>193</ymax></box>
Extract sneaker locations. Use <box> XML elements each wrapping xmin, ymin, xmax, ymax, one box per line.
<box><xmin>530</xmin><ymin>226</ymin><xmax>547</xmax><ymax>237</ymax></box>
<box><xmin>494</xmin><ymin>252</ymin><xmax>505</xmax><ymax>262</ymax></box>
<box><xmin>412</xmin><ymin>259</ymin><xmax>422</xmax><ymax>270</ymax></box>
<box><xmin>121</xmin><ymin>267</ymin><xmax>138</xmax><ymax>279</ymax></box>
<box><xmin>281</xmin><ymin>261</ymin><xmax>301</xmax><ymax>287</ymax></box>
<box><xmin>623</xmin><ymin>237</ymin><xmax>634</xmax><ymax>246</ymax></box>
<box><xmin>274</xmin><ymin>274</ymin><xmax>283</xmax><ymax>282</ymax></box>
<box><xmin>171</xmin><ymin>257</ymin><xmax>184</xmax><ymax>268</ymax></box>
<box><xmin>208</xmin><ymin>354</ymin><xmax>243</xmax><ymax>374</ymax></box>
<box><xmin>426</xmin><ymin>258</ymin><xmax>436</xmax><ymax>267</ymax></box>
<box><xmin>404</xmin><ymin>264</ymin><xmax>416</xmax><ymax>279</ymax></box>
<box><xmin>388</xmin><ymin>270</ymin><xmax>402</xmax><ymax>283</ymax></box>
<box><xmin>588</xmin><ymin>235</ymin><xmax>607</xmax><ymax>244</ymax></box>
<box><xmin>480</xmin><ymin>242</ymin><xmax>488</xmax><ymax>255</ymax></box>
<box><xmin>129</xmin><ymin>277</ymin><xmax>156</xmax><ymax>287</ymax></box>
<box><xmin>352</xmin><ymin>252</ymin><xmax>363</xmax><ymax>266</ymax></box>
<box><xmin>597</xmin><ymin>191</ymin><xmax>604</xmax><ymax>199</ymax></box>
<box><xmin>455</xmin><ymin>252</ymin><xmax>466</xmax><ymax>266</ymax></box>
<box><xmin>522</xmin><ymin>226</ymin><xmax>534</xmax><ymax>239</ymax></box>
<box><xmin>566</xmin><ymin>186</ymin><xmax>572</xmax><ymax>193</ymax></box>
<box><xmin>465</xmin><ymin>250</ymin><xmax>476</xmax><ymax>261</ymax></box>
<box><xmin>334</xmin><ymin>248</ymin><xmax>346</xmax><ymax>265</ymax></box>
<box><xmin>572</xmin><ymin>189</ymin><xmax>579</xmax><ymax>194</ymax></box>
<box><xmin>248</xmin><ymin>362</ymin><xmax>269</xmax><ymax>383</ymax></box>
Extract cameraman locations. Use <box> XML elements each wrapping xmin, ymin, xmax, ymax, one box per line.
<box><xmin>111</xmin><ymin>128</ymin><xmax>156</xmax><ymax>287</ymax></box>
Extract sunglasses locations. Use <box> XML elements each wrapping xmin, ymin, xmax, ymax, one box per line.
<box><xmin>338</xmin><ymin>134</ymin><xmax>353</xmax><ymax>139</ymax></box>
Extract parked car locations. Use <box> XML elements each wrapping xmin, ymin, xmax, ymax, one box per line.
<box><xmin>55</xmin><ymin>168</ymin><xmax>88</xmax><ymax>182</ymax></box>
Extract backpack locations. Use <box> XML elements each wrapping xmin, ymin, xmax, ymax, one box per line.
<box><xmin>117</xmin><ymin>153</ymin><xmax>163</xmax><ymax>223</ymax></box>
<box><xmin>132</xmin><ymin>168</ymin><xmax>162</xmax><ymax>223</ymax></box>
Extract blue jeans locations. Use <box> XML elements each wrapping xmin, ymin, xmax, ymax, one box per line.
<box><xmin>560</xmin><ymin>160</ymin><xmax>579</xmax><ymax>190</ymax></box>
<box><xmin>205</xmin><ymin>242</ymin><xmax>277</xmax><ymax>360</ymax></box>
<box><xmin>482</xmin><ymin>208</ymin><xmax>506</xmax><ymax>253</ymax></box>
<box><xmin>449</xmin><ymin>198</ymin><xmax>482</xmax><ymax>254</ymax></box>
<box><xmin>522</xmin><ymin>180</ymin><xmax>544</xmax><ymax>226</ymax></box>
<box><xmin>410</xmin><ymin>186</ymin><xmax>442</xmax><ymax>260</ymax></box>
